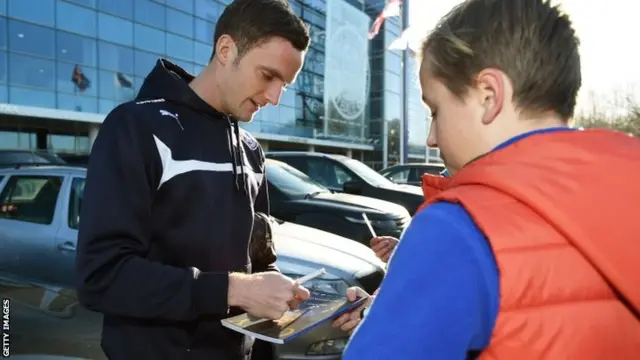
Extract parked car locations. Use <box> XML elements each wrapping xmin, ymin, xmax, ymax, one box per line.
<box><xmin>0</xmin><ymin>165</ymin><xmax>385</xmax><ymax>360</ymax></box>
<box><xmin>266</xmin><ymin>152</ymin><xmax>425</xmax><ymax>215</ymax></box>
<box><xmin>266</xmin><ymin>159</ymin><xmax>411</xmax><ymax>243</ymax></box>
<box><xmin>0</xmin><ymin>149</ymin><xmax>67</xmax><ymax>168</ymax></box>
<box><xmin>50</xmin><ymin>155</ymin><xmax>411</xmax><ymax>243</ymax></box>
<box><xmin>379</xmin><ymin>163</ymin><xmax>446</xmax><ymax>186</ymax></box>
<box><xmin>56</xmin><ymin>153</ymin><xmax>90</xmax><ymax>166</ymax></box>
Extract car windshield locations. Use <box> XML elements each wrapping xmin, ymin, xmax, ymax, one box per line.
<box><xmin>266</xmin><ymin>160</ymin><xmax>330</xmax><ymax>197</ymax></box>
<box><xmin>342</xmin><ymin>158</ymin><xmax>395</xmax><ymax>187</ymax></box>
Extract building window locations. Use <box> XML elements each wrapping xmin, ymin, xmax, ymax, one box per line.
<box><xmin>194</xmin><ymin>18</ymin><xmax>214</xmax><ymax>44</ymax></box>
<box><xmin>0</xmin><ymin>17</ymin><xmax>6</xmax><ymax>50</ymax></box>
<box><xmin>8</xmin><ymin>20</ymin><xmax>56</xmax><ymax>59</ymax></box>
<box><xmin>0</xmin><ymin>131</ymin><xmax>37</xmax><ymax>149</ymax></box>
<box><xmin>98</xmin><ymin>41</ymin><xmax>134</xmax><ymax>75</ymax></box>
<box><xmin>135</xmin><ymin>0</ymin><xmax>166</xmax><ymax>29</ymax></box>
<box><xmin>166</xmin><ymin>0</ymin><xmax>194</xmax><ymax>14</ymax></box>
<box><xmin>194</xmin><ymin>41</ymin><xmax>211</xmax><ymax>65</ymax></box>
<box><xmin>134</xmin><ymin>23</ymin><xmax>165</xmax><ymax>54</ymax></box>
<box><xmin>166</xmin><ymin>8</ymin><xmax>194</xmax><ymax>38</ymax></box>
<box><xmin>194</xmin><ymin>0</ymin><xmax>221</xmax><ymax>22</ymax></box>
<box><xmin>56</xmin><ymin>62</ymin><xmax>98</xmax><ymax>97</ymax></box>
<box><xmin>98</xmin><ymin>13</ymin><xmax>133</xmax><ymax>46</ymax></box>
<box><xmin>97</xmin><ymin>0</ymin><xmax>133</xmax><ymax>20</ymax></box>
<box><xmin>0</xmin><ymin>51</ymin><xmax>6</xmax><ymax>84</ymax></box>
<box><xmin>8</xmin><ymin>87</ymin><xmax>56</xmax><ymax>108</ymax></box>
<box><xmin>57</xmin><ymin>31</ymin><xmax>98</xmax><ymax>68</ymax></box>
<box><xmin>64</xmin><ymin>0</ymin><xmax>97</xmax><ymax>8</ymax></box>
<box><xmin>48</xmin><ymin>134</ymin><xmax>90</xmax><ymax>153</ymax></box>
<box><xmin>166</xmin><ymin>33</ymin><xmax>194</xmax><ymax>62</ymax></box>
<box><xmin>134</xmin><ymin>50</ymin><xmax>158</xmax><ymax>78</ymax></box>
<box><xmin>56</xmin><ymin>1</ymin><xmax>97</xmax><ymax>37</ymax></box>
<box><xmin>7</xmin><ymin>0</ymin><xmax>55</xmax><ymax>26</ymax></box>
<box><xmin>58</xmin><ymin>93</ymin><xmax>98</xmax><ymax>113</ymax></box>
<box><xmin>8</xmin><ymin>54</ymin><xmax>55</xmax><ymax>91</ymax></box>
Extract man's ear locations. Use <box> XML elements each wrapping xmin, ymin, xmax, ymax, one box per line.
<box><xmin>214</xmin><ymin>34</ymin><xmax>238</xmax><ymax>67</ymax></box>
<box><xmin>475</xmin><ymin>68</ymin><xmax>505</xmax><ymax>125</ymax></box>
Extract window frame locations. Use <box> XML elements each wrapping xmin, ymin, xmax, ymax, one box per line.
<box><xmin>0</xmin><ymin>174</ymin><xmax>64</xmax><ymax>225</ymax></box>
<box><xmin>67</xmin><ymin>176</ymin><xmax>85</xmax><ymax>230</ymax></box>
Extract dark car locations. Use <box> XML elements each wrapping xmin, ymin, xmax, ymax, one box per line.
<box><xmin>56</xmin><ymin>153</ymin><xmax>90</xmax><ymax>166</ymax></box>
<box><xmin>266</xmin><ymin>152</ymin><xmax>425</xmax><ymax>215</ymax></box>
<box><xmin>266</xmin><ymin>159</ymin><xmax>411</xmax><ymax>243</ymax></box>
<box><xmin>0</xmin><ymin>165</ymin><xmax>385</xmax><ymax>360</ymax></box>
<box><xmin>0</xmin><ymin>149</ymin><xmax>67</xmax><ymax>168</ymax></box>
<box><xmin>379</xmin><ymin>163</ymin><xmax>446</xmax><ymax>186</ymax></box>
<box><xmin>49</xmin><ymin>154</ymin><xmax>412</xmax><ymax>243</ymax></box>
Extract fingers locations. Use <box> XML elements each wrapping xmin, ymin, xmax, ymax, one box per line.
<box><xmin>371</xmin><ymin>240</ymin><xmax>390</xmax><ymax>252</ymax></box>
<box><xmin>378</xmin><ymin>248</ymin><xmax>393</xmax><ymax>262</ymax></box>
<box><xmin>332</xmin><ymin>305</ymin><xmax>365</xmax><ymax>333</ymax></box>
<box><xmin>332</xmin><ymin>313</ymin><xmax>349</xmax><ymax>328</ymax></box>
<box><xmin>341</xmin><ymin>318</ymin><xmax>361</xmax><ymax>333</ymax></box>
<box><xmin>346</xmin><ymin>287</ymin><xmax>369</xmax><ymax>301</ymax></box>
<box><xmin>293</xmin><ymin>285</ymin><xmax>310</xmax><ymax>301</ymax></box>
<box><xmin>265</xmin><ymin>303</ymin><xmax>290</xmax><ymax>320</ymax></box>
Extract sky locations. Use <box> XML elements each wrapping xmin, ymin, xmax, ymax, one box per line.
<box><xmin>407</xmin><ymin>0</ymin><xmax>640</xmax><ymax>115</ymax></box>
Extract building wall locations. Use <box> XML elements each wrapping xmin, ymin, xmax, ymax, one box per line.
<box><xmin>405</xmin><ymin>55</ymin><xmax>428</xmax><ymax>162</ymax></box>
<box><xmin>0</xmin><ymin>0</ymin><xmax>378</xmax><ymax>154</ymax></box>
<box><xmin>363</xmin><ymin>0</ymin><xmax>404</xmax><ymax>170</ymax></box>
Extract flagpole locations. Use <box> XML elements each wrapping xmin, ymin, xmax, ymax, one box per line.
<box><xmin>400</xmin><ymin>0</ymin><xmax>409</xmax><ymax>164</ymax></box>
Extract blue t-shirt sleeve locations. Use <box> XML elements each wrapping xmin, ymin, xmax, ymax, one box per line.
<box><xmin>342</xmin><ymin>202</ymin><xmax>499</xmax><ymax>360</ymax></box>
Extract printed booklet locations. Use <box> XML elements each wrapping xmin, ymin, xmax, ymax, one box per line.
<box><xmin>221</xmin><ymin>289</ymin><xmax>366</xmax><ymax>344</ymax></box>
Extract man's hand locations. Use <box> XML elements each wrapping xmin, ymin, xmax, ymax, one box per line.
<box><xmin>370</xmin><ymin>236</ymin><xmax>399</xmax><ymax>263</ymax></box>
<box><xmin>331</xmin><ymin>287</ymin><xmax>371</xmax><ymax>334</ymax></box>
<box><xmin>228</xmin><ymin>272</ymin><xmax>310</xmax><ymax>320</ymax></box>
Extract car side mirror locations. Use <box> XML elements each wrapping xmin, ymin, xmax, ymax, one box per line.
<box><xmin>343</xmin><ymin>180</ymin><xmax>363</xmax><ymax>194</ymax></box>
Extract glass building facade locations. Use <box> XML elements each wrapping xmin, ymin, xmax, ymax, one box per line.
<box><xmin>405</xmin><ymin>55</ymin><xmax>428</xmax><ymax>162</ymax></box>
<box><xmin>0</xmin><ymin>0</ymin><xmax>420</xmax><ymax>166</ymax></box>
<box><xmin>0</xmin><ymin>0</ymin><xmax>227</xmax><ymax>113</ymax></box>
<box><xmin>362</xmin><ymin>0</ymin><xmax>404</xmax><ymax>169</ymax></box>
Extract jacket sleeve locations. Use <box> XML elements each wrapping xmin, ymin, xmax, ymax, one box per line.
<box><xmin>75</xmin><ymin>105</ymin><xmax>230</xmax><ymax>321</ymax></box>
<box><xmin>342</xmin><ymin>202</ymin><xmax>499</xmax><ymax>359</ymax></box>
<box><xmin>252</xmin><ymin>151</ymin><xmax>278</xmax><ymax>273</ymax></box>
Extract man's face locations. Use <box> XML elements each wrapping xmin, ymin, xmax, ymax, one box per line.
<box><xmin>419</xmin><ymin>61</ymin><xmax>487</xmax><ymax>176</ymax></box>
<box><xmin>220</xmin><ymin>37</ymin><xmax>305</xmax><ymax>122</ymax></box>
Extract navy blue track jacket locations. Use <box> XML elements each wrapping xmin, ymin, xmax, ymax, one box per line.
<box><xmin>75</xmin><ymin>59</ymin><xmax>273</xmax><ymax>360</ymax></box>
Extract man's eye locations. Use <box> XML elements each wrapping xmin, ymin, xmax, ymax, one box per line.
<box><xmin>262</xmin><ymin>72</ymin><xmax>273</xmax><ymax>81</ymax></box>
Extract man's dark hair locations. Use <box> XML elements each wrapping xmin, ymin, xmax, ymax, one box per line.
<box><xmin>211</xmin><ymin>0</ymin><xmax>310</xmax><ymax>61</ymax></box>
<box><xmin>420</xmin><ymin>0</ymin><xmax>581</xmax><ymax>120</ymax></box>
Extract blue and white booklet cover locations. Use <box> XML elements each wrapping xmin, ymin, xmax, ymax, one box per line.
<box><xmin>221</xmin><ymin>289</ymin><xmax>366</xmax><ymax>344</ymax></box>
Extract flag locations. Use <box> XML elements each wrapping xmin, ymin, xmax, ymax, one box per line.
<box><xmin>368</xmin><ymin>0</ymin><xmax>402</xmax><ymax>40</ymax></box>
<box><xmin>387</xmin><ymin>25</ymin><xmax>420</xmax><ymax>52</ymax></box>
<box><xmin>71</xmin><ymin>64</ymin><xmax>91</xmax><ymax>93</ymax></box>
<box><xmin>114</xmin><ymin>72</ymin><xmax>133</xmax><ymax>89</ymax></box>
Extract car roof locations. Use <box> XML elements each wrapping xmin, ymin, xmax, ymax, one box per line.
<box><xmin>265</xmin><ymin>151</ymin><xmax>351</xmax><ymax>161</ymax></box>
<box><xmin>382</xmin><ymin>163</ymin><xmax>445</xmax><ymax>170</ymax></box>
<box><xmin>0</xmin><ymin>164</ymin><xmax>87</xmax><ymax>176</ymax></box>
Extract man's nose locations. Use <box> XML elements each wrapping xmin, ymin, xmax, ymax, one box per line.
<box><xmin>265</xmin><ymin>85</ymin><xmax>283</xmax><ymax>106</ymax></box>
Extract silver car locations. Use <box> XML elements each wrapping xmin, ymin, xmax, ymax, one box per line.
<box><xmin>0</xmin><ymin>165</ymin><xmax>385</xmax><ymax>359</ymax></box>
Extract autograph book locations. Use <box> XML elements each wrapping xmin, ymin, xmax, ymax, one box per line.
<box><xmin>221</xmin><ymin>289</ymin><xmax>366</xmax><ymax>344</ymax></box>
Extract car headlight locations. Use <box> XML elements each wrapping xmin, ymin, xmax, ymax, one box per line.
<box><xmin>280</xmin><ymin>263</ymin><xmax>350</xmax><ymax>296</ymax></box>
<box><xmin>344</xmin><ymin>215</ymin><xmax>396</xmax><ymax>229</ymax></box>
